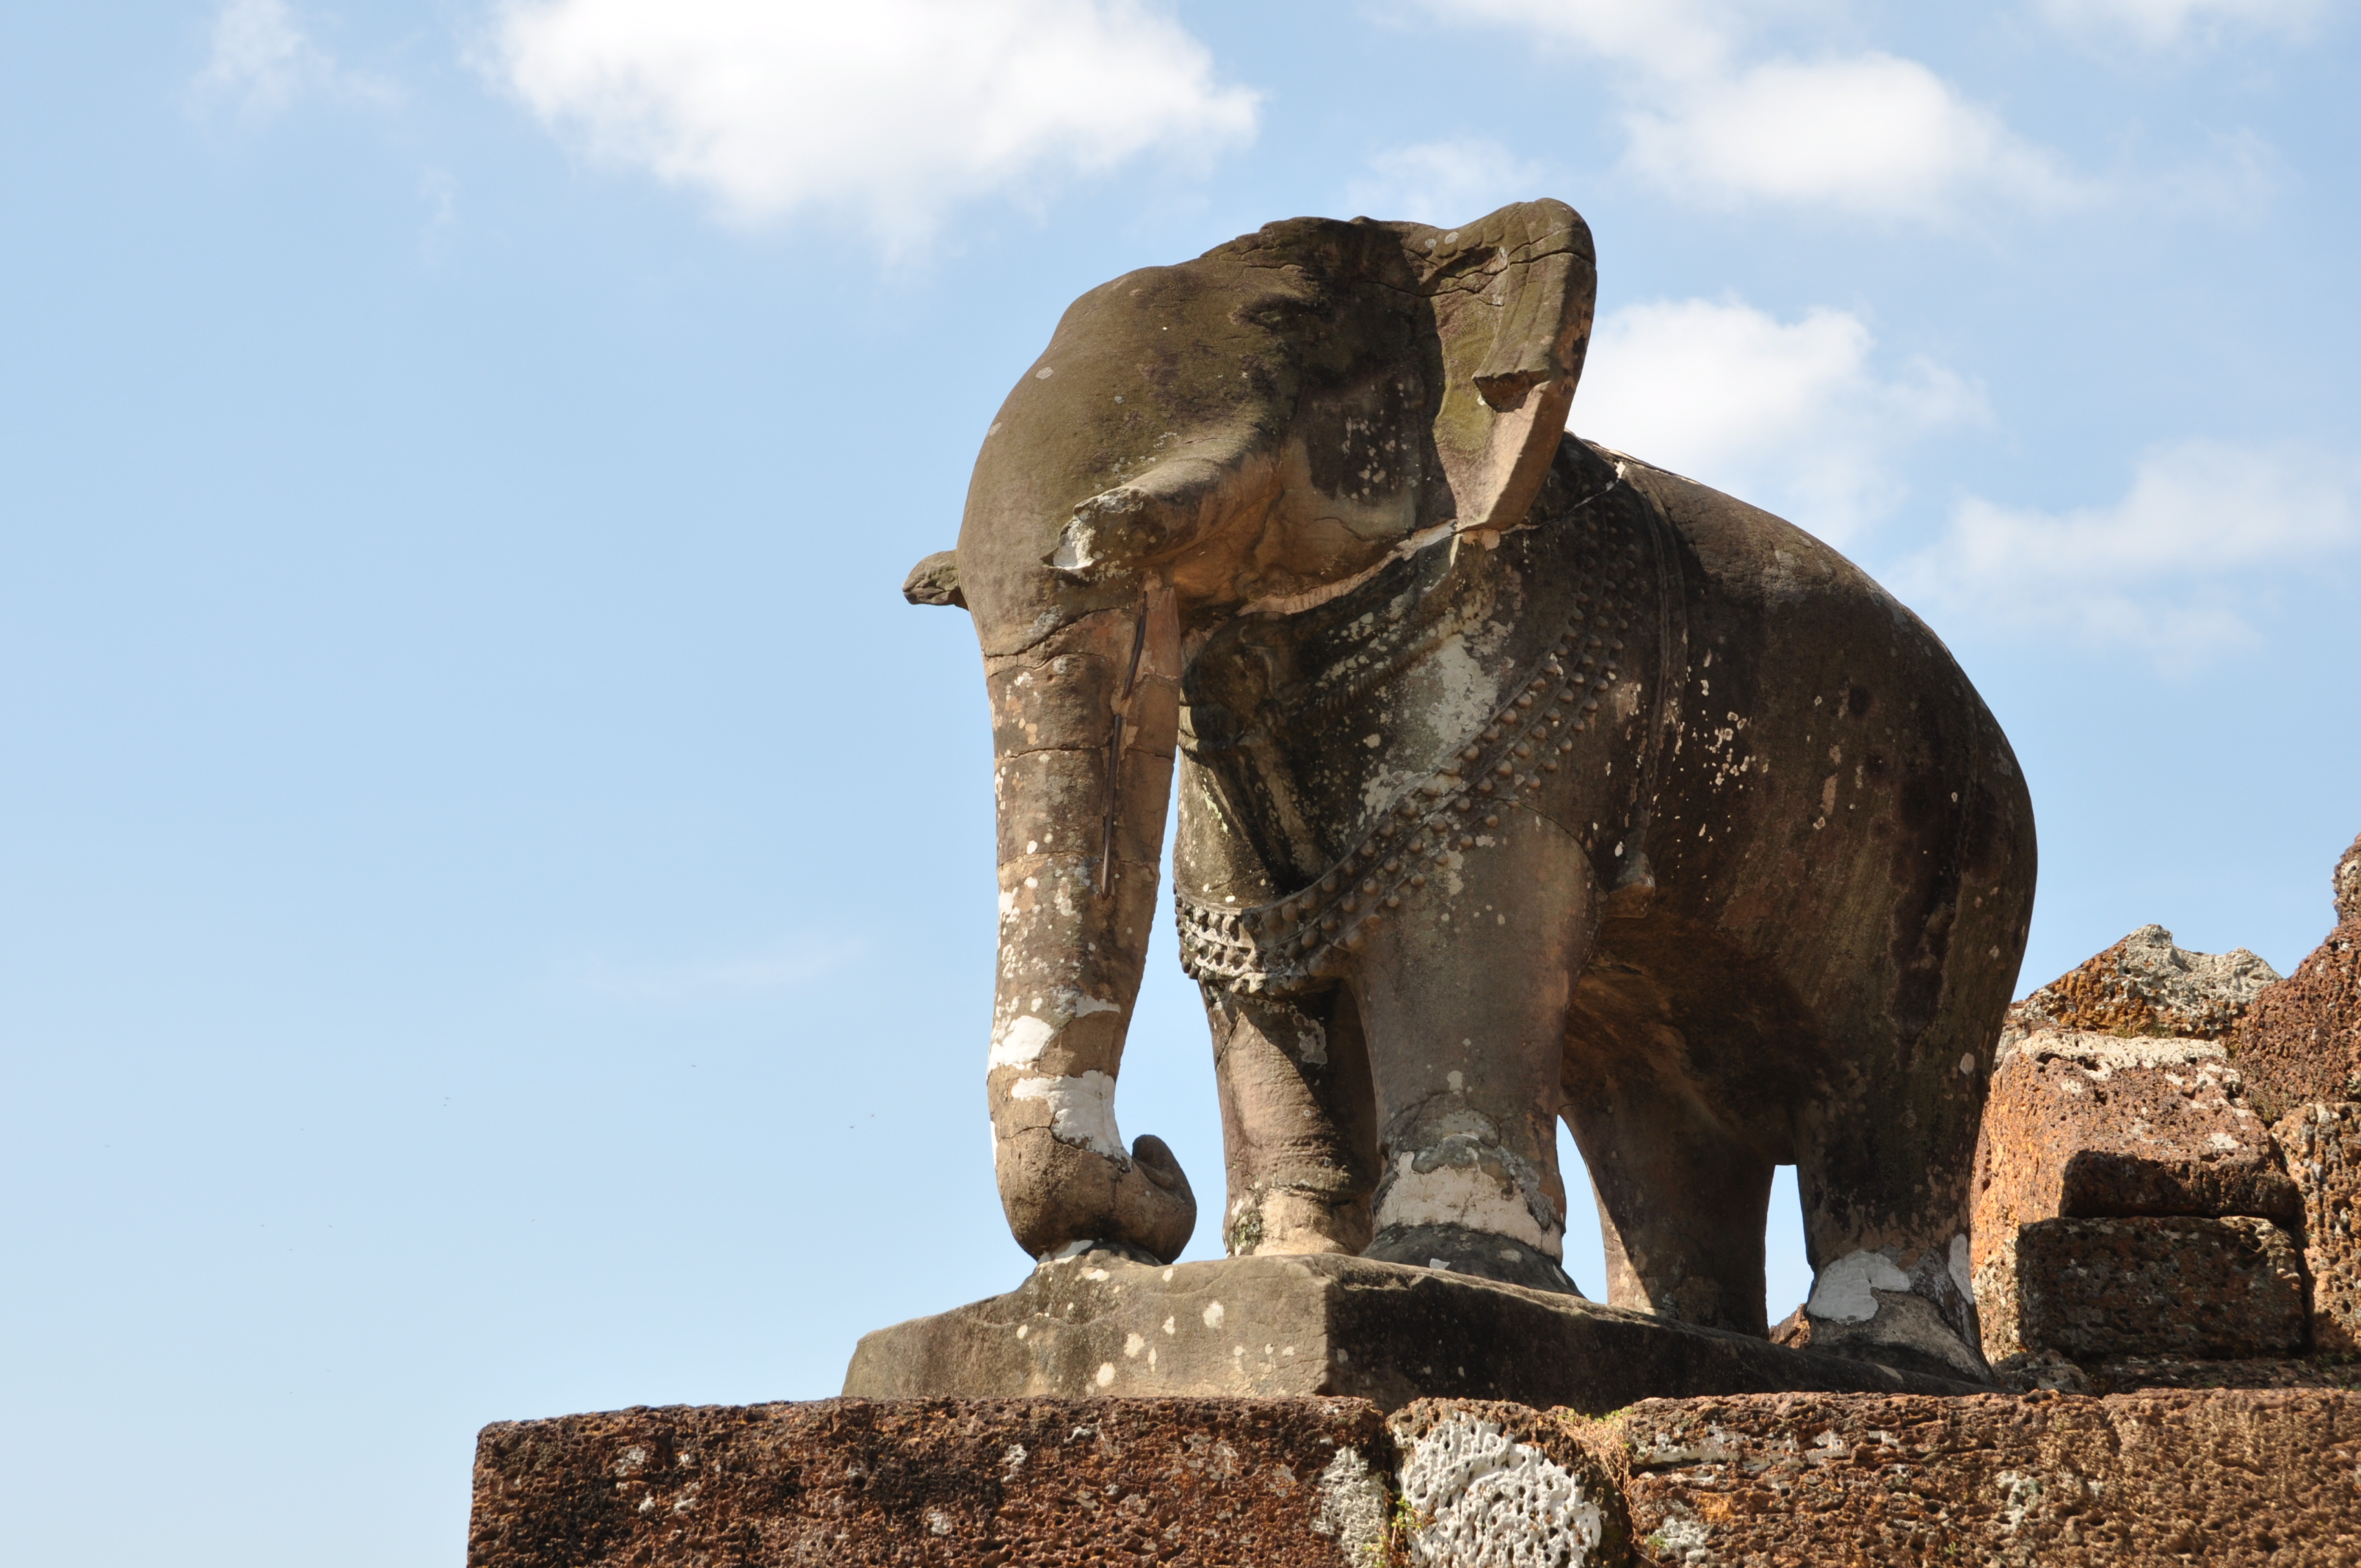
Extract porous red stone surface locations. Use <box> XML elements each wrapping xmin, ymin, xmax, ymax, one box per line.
<box><xmin>2014</xmin><ymin>1214</ymin><xmax>2306</xmax><ymax>1360</ymax></box>
<box><xmin>474</xmin><ymin>1390</ymin><xmax>2361</xmax><ymax>1566</ymax></box>
<box><xmin>2234</xmin><ymin>834</ymin><xmax>2361</xmax><ymax>1118</ymax></box>
<box><xmin>2003</xmin><ymin>924</ymin><xmax>2278</xmax><ymax>1045</ymax></box>
<box><xmin>467</xmin><ymin>1396</ymin><xmax>1389</xmax><ymax>1568</ymax></box>
<box><xmin>2278</xmin><ymin>1100</ymin><xmax>2361</xmax><ymax>1353</ymax></box>
<box><xmin>1617</xmin><ymin>1389</ymin><xmax>2361</xmax><ymax>1566</ymax></box>
<box><xmin>1968</xmin><ymin>1031</ymin><xmax>2294</xmax><ymax>1359</ymax></box>
<box><xmin>2077</xmin><ymin>1355</ymin><xmax>2361</xmax><ymax>1393</ymax></box>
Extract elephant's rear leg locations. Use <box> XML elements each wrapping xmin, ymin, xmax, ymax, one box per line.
<box><xmin>1562</xmin><ymin>1084</ymin><xmax>1774</xmax><ymax>1336</ymax></box>
<box><xmin>1792</xmin><ymin>1091</ymin><xmax>1987</xmax><ymax>1382</ymax></box>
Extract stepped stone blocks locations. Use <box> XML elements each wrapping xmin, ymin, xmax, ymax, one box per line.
<box><xmin>2277</xmin><ymin>1101</ymin><xmax>2361</xmax><ymax>1353</ymax></box>
<box><xmin>1970</xmin><ymin>1025</ymin><xmax>2297</xmax><ymax>1362</ymax></box>
<box><xmin>2012</xmin><ymin>1215</ymin><xmax>2307</xmax><ymax>1360</ymax></box>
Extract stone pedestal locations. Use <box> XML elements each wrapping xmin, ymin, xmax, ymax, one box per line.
<box><xmin>841</xmin><ymin>1246</ymin><xmax>1977</xmax><ymax>1412</ymax></box>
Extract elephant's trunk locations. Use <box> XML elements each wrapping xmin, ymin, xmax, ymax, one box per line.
<box><xmin>982</xmin><ymin>579</ymin><xmax>1195</xmax><ymax>1262</ymax></box>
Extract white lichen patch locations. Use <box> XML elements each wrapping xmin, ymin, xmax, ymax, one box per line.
<box><xmin>1312</xmin><ymin>1445</ymin><xmax>1391</xmax><ymax>1565</ymax></box>
<box><xmin>1648</xmin><ymin>1506</ymin><xmax>1714</xmax><ymax>1564</ymax></box>
<box><xmin>989</xmin><ymin>1013</ymin><xmax>1059</xmax><ymax>1069</ymax></box>
<box><xmin>1377</xmin><ymin>1157</ymin><xmax>1557</xmax><ymax>1252</ymax></box>
<box><xmin>1399</xmin><ymin>1416</ymin><xmax>1604</xmax><ymax>1567</ymax></box>
<box><xmin>1008</xmin><ymin>1072</ymin><xmax>1125</xmax><ymax>1157</ymax></box>
<box><xmin>1806</xmin><ymin>1249</ymin><xmax>1912</xmax><ymax>1324</ymax></box>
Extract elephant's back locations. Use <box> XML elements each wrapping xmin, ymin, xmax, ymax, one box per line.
<box><xmin>1592</xmin><ymin>446</ymin><xmax>2037</xmax><ymax>1070</ymax></box>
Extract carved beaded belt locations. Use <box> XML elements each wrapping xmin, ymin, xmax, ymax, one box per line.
<box><xmin>1175</xmin><ymin>475</ymin><xmax>1669</xmax><ymax>998</ymax></box>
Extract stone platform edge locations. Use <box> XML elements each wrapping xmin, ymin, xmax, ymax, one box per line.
<box><xmin>469</xmin><ymin>1384</ymin><xmax>2361</xmax><ymax>1567</ymax></box>
<box><xmin>841</xmin><ymin>1249</ymin><xmax>1981</xmax><ymax>1411</ymax></box>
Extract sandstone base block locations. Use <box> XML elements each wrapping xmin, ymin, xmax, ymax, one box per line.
<box><xmin>843</xmin><ymin>1246</ymin><xmax>1977</xmax><ymax>1414</ymax></box>
<box><xmin>2016</xmin><ymin>1214</ymin><xmax>2307</xmax><ymax>1360</ymax></box>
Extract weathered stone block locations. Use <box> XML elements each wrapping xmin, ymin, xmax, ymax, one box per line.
<box><xmin>2003</xmin><ymin>923</ymin><xmax>2279</xmax><ymax>1045</ymax></box>
<box><xmin>1617</xmin><ymin>1390</ymin><xmax>2361</xmax><ymax>1567</ymax></box>
<box><xmin>2015</xmin><ymin>1215</ymin><xmax>2307</xmax><ymax>1360</ymax></box>
<box><xmin>2234</xmin><ymin>835</ymin><xmax>2361</xmax><ymax>1118</ymax></box>
<box><xmin>1970</xmin><ymin>1030</ymin><xmax>2296</xmax><ymax>1359</ymax></box>
<box><xmin>1977</xmin><ymin>1033</ymin><xmax>2295</xmax><ymax>1225</ymax></box>
<box><xmin>2277</xmin><ymin>1101</ymin><xmax>2361</xmax><ymax>1353</ymax></box>
<box><xmin>1388</xmin><ymin>1399</ymin><xmax>1629</xmax><ymax>1567</ymax></box>
<box><xmin>468</xmin><ymin>1395</ymin><xmax>1393</xmax><ymax>1568</ymax></box>
<box><xmin>844</xmin><ymin>1247</ymin><xmax>1977</xmax><ymax>1416</ymax></box>
<box><xmin>470</xmin><ymin>1390</ymin><xmax>2361</xmax><ymax>1566</ymax></box>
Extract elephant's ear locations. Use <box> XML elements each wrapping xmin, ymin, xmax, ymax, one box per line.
<box><xmin>1395</xmin><ymin>200</ymin><xmax>1596</xmax><ymax>539</ymax></box>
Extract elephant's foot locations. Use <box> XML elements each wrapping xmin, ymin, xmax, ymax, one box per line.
<box><xmin>1797</xmin><ymin>1241</ymin><xmax>1991</xmax><ymax>1384</ymax></box>
<box><xmin>1227</xmin><ymin>1185</ymin><xmax>1370</xmax><ymax>1257</ymax></box>
<box><xmin>1366</xmin><ymin>1222</ymin><xmax>1584</xmax><ymax>1296</ymax></box>
<box><xmin>995</xmin><ymin>1128</ymin><xmax>1199</xmax><ymax>1265</ymax></box>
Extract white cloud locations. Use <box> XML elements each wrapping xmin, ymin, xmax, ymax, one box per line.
<box><xmin>1344</xmin><ymin>138</ymin><xmax>1553</xmax><ymax>225</ymax></box>
<box><xmin>1624</xmin><ymin>54</ymin><xmax>2082</xmax><ymax>219</ymax></box>
<box><xmin>489</xmin><ymin>0</ymin><xmax>1259</xmax><ymax>242</ymax></box>
<box><xmin>194</xmin><ymin>0</ymin><xmax>388</xmax><ymax>120</ymax></box>
<box><xmin>1890</xmin><ymin>440</ymin><xmax>2359</xmax><ymax>665</ymax></box>
<box><xmin>581</xmin><ymin>936</ymin><xmax>867</xmax><ymax>1001</ymax></box>
<box><xmin>1573</xmin><ymin>297</ymin><xmax>1986</xmax><ymax>542</ymax></box>
<box><xmin>1420</xmin><ymin>0</ymin><xmax>2083</xmax><ymax>221</ymax></box>
<box><xmin>2038</xmin><ymin>0</ymin><xmax>2329</xmax><ymax>47</ymax></box>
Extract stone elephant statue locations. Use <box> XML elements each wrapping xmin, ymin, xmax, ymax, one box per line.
<box><xmin>904</xmin><ymin>199</ymin><xmax>2036</xmax><ymax>1381</ymax></box>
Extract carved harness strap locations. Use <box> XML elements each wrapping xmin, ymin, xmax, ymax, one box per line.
<box><xmin>1174</xmin><ymin>457</ymin><xmax>1682</xmax><ymax>998</ymax></box>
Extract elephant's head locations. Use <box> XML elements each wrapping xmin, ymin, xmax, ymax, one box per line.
<box><xmin>906</xmin><ymin>200</ymin><xmax>1597</xmax><ymax>1263</ymax></box>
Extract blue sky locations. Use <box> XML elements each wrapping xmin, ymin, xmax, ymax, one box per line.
<box><xmin>3</xmin><ymin>2</ymin><xmax>2356</xmax><ymax>1563</ymax></box>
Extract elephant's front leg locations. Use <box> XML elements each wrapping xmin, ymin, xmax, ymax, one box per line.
<box><xmin>1351</xmin><ymin>807</ymin><xmax>1597</xmax><ymax>1293</ymax></box>
<box><xmin>1205</xmin><ymin>986</ymin><xmax>1379</xmax><ymax>1257</ymax></box>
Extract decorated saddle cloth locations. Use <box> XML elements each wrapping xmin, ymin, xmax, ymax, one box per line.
<box><xmin>1172</xmin><ymin>437</ymin><xmax>1679</xmax><ymax>999</ymax></box>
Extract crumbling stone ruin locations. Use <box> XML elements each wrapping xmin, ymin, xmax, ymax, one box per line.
<box><xmin>1972</xmin><ymin>833</ymin><xmax>2361</xmax><ymax>1397</ymax></box>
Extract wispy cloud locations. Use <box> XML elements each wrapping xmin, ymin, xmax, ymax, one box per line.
<box><xmin>485</xmin><ymin>0</ymin><xmax>1260</xmax><ymax>246</ymax></box>
<box><xmin>1573</xmin><ymin>297</ymin><xmax>1987</xmax><ymax>544</ymax></box>
<box><xmin>1622</xmin><ymin>52</ymin><xmax>2083</xmax><ymax>221</ymax></box>
<box><xmin>579</xmin><ymin>936</ymin><xmax>867</xmax><ymax>1001</ymax></box>
<box><xmin>193</xmin><ymin>0</ymin><xmax>391</xmax><ymax>121</ymax></box>
<box><xmin>1420</xmin><ymin>0</ymin><xmax>2085</xmax><ymax>222</ymax></box>
<box><xmin>1889</xmin><ymin>440</ymin><xmax>2359</xmax><ymax>667</ymax></box>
